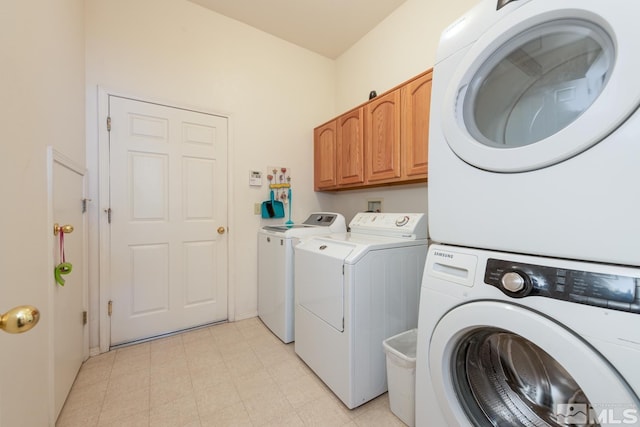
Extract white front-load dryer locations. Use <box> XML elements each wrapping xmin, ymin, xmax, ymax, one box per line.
<box><xmin>416</xmin><ymin>244</ymin><xmax>640</xmax><ymax>426</ymax></box>
<box><xmin>428</xmin><ymin>0</ymin><xmax>640</xmax><ymax>266</ymax></box>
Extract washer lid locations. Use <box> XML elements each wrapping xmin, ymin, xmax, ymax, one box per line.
<box><xmin>441</xmin><ymin>0</ymin><xmax>640</xmax><ymax>172</ymax></box>
<box><xmin>260</xmin><ymin>212</ymin><xmax>346</xmax><ymax>237</ymax></box>
<box><xmin>308</xmin><ymin>234</ymin><xmax>427</xmax><ymax>265</ymax></box>
<box><xmin>262</xmin><ymin>224</ymin><xmax>312</xmax><ymax>232</ymax></box>
<box><xmin>428</xmin><ymin>301</ymin><xmax>639</xmax><ymax>425</ymax></box>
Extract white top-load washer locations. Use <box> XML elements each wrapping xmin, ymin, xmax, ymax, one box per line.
<box><xmin>294</xmin><ymin>212</ymin><xmax>428</xmax><ymax>409</ymax></box>
<box><xmin>428</xmin><ymin>0</ymin><xmax>640</xmax><ymax>266</ymax></box>
<box><xmin>416</xmin><ymin>244</ymin><xmax>640</xmax><ymax>426</ymax></box>
<box><xmin>258</xmin><ymin>212</ymin><xmax>346</xmax><ymax>343</ymax></box>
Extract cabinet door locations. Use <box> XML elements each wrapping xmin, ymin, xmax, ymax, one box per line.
<box><xmin>314</xmin><ymin>121</ymin><xmax>337</xmax><ymax>190</ymax></box>
<box><xmin>337</xmin><ymin>109</ymin><xmax>365</xmax><ymax>186</ymax></box>
<box><xmin>365</xmin><ymin>90</ymin><xmax>401</xmax><ymax>183</ymax></box>
<box><xmin>402</xmin><ymin>70</ymin><xmax>432</xmax><ymax>179</ymax></box>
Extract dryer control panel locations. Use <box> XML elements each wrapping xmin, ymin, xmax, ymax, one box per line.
<box><xmin>484</xmin><ymin>258</ymin><xmax>640</xmax><ymax>314</ymax></box>
<box><xmin>348</xmin><ymin>212</ymin><xmax>428</xmax><ymax>239</ymax></box>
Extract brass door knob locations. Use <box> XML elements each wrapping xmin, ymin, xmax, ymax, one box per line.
<box><xmin>53</xmin><ymin>223</ymin><xmax>74</xmax><ymax>235</ymax></box>
<box><xmin>217</xmin><ymin>226</ymin><xmax>226</xmax><ymax>235</ymax></box>
<box><xmin>0</xmin><ymin>305</ymin><xmax>40</xmax><ymax>334</ymax></box>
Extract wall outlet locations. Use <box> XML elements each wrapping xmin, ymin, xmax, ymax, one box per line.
<box><xmin>254</xmin><ymin>203</ymin><xmax>261</xmax><ymax>215</ymax></box>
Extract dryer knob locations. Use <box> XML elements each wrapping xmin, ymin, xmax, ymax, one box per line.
<box><xmin>501</xmin><ymin>271</ymin><xmax>526</xmax><ymax>293</ymax></box>
<box><xmin>395</xmin><ymin>216</ymin><xmax>410</xmax><ymax>227</ymax></box>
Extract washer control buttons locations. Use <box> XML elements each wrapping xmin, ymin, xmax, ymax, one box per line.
<box><xmin>485</xmin><ymin>258</ymin><xmax>640</xmax><ymax>313</ymax></box>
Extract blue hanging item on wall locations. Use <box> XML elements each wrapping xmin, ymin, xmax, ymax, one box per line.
<box><xmin>261</xmin><ymin>189</ymin><xmax>285</xmax><ymax>218</ymax></box>
<box><xmin>285</xmin><ymin>188</ymin><xmax>293</xmax><ymax>227</ymax></box>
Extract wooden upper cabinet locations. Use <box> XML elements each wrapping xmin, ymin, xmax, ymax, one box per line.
<box><xmin>401</xmin><ymin>70</ymin><xmax>432</xmax><ymax>179</ymax></box>
<box><xmin>314</xmin><ymin>121</ymin><xmax>337</xmax><ymax>190</ymax></box>
<box><xmin>336</xmin><ymin>108</ymin><xmax>365</xmax><ymax>186</ymax></box>
<box><xmin>365</xmin><ymin>89</ymin><xmax>401</xmax><ymax>183</ymax></box>
<box><xmin>313</xmin><ymin>68</ymin><xmax>432</xmax><ymax>191</ymax></box>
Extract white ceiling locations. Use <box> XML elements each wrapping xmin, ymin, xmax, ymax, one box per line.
<box><xmin>187</xmin><ymin>0</ymin><xmax>408</xmax><ymax>59</ymax></box>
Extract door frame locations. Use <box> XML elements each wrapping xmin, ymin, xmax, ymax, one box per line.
<box><xmin>97</xmin><ymin>87</ymin><xmax>235</xmax><ymax>353</ymax></box>
<box><xmin>47</xmin><ymin>147</ymin><xmax>89</xmax><ymax>420</ymax></box>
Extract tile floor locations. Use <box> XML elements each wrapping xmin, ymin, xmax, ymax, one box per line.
<box><xmin>56</xmin><ymin>317</ymin><xmax>407</xmax><ymax>426</ymax></box>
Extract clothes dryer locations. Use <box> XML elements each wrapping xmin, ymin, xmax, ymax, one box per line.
<box><xmin>416</xmin><ymin>244</ymin><xmax>640</xmax><ymax>426</ymax></box>
<box><xmin>428</xmin><ymin>0</ymin><xmax>640</xmax><ymax>266</ymax></box>
<box><xmin>257</xmin><ymin>213</ymin><xmax>345</xmax><ymax>343</ymax></box>
<box><xmin>294</xmin><ymin>212</ymin><xmax>428</xmax><ymax>408</ymax></box>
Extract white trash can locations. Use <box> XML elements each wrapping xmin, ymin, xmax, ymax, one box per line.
<box><xmin>383</xmin><ymin>328</ymin><xmax>417</xmax><ymax>427</ymax></box>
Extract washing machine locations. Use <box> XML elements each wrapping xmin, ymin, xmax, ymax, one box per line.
<box><xmin>294</xmin><ymin>212</ymin><xmax>428</xmax><ymax>409</ymax></box>
<box><xmin>416</xmin><ymin>243</ymin><xmax>640</xmax><ymax>426</ymax></box>
<box><xmin>257</xmin><ymin>212</ymin><xmax>346</xmax><ymax>343</ymax></box>
<box><xmin>428</xmin><ymin>0</ymin><xmax>640</xmax><ymax>266</ymax></box>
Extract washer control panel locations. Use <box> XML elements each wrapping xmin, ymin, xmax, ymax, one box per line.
<box><xmin>485</xmin><ymin>258</ymin><xmax>640</xmax><ymax>314</ymax></box>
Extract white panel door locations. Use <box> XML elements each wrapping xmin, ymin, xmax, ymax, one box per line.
<box><xmin>109</xmin><ymin>96</ymin><xmax>228</xmax><ymax>346</ymax></box>
<box><xmin>51</xmin><ymin>152</ymin><xmax>87</xmax><ymax>419</ymax></box>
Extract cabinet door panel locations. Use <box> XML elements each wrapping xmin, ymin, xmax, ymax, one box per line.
<box><xmin>365</xmin><ymin>90</ymin><xmax>401</xmax><ymax>183</ymax></box>
<box><xmin>337</xmin><ymin>109</ymin><xmax>365</xmax><ymax>186</ymax></box>
<box><xmin>314</xmin><ymin>121</ymin><xmax>337</xmax><ymax>190</ymax></box>
<box><xmin>402</xmin><ymin>71</ymin><xmax>432</xmax><ymax>178</ymax></box>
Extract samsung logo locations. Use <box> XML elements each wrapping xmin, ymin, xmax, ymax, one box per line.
<box><xmin>433</xmin><ymin>251</ymin><xmax>454</xmax><ymax>259</ymax></box>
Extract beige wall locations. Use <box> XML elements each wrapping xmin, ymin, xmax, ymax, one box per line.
<box><xmin>326</xmin><ymin>0</ymin><xmax>480</xmax><ymax>223</ymax></box>
<box><xmin>0</xmin><ymin>0</ymin><xmax>85</xmax><ymax>424</ymax></box>
<box><xmin>336</xmin><ymin>0</ymin><xmax>481</xmax><ymax>110</ymax></box>
<box><xmin>84</xmin><ymin>0</ymin><xmax>336</xmax><ymax>349</ymax></box>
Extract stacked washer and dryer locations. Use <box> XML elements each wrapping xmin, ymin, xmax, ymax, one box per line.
<box><xmin>418</xmin><ymin>1</ymin><xmax>640</xmax><ymax>426</ymax></box>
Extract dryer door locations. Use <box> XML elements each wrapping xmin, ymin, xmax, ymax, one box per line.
<box><xmin>441</xmin><ymin>0</ymin><xmax>640</xmax><ymax>172</ymax></box>
<box><xmin>294</xmin><ymin>239</ymin><xmax>354</xmax><ymax>332</ymax></box>
<box><xmin>429</xmin><ymin>301</ymin><xmax>639</xmax><ymax>426</ymax></box>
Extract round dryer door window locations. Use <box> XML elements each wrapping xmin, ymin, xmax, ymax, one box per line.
<box><xmin>465</xmin><ymin>20</ymin><xmax>613</xmax><ymax>150</ymax></box>
<box><xmin>428</xmin><ymin>301</ymin><xmax>639</xmax><ymax>426</ymax></box>
<box><xmin>441</xmin><ymin>1</ymin><xmax>640</xmax><ymax>172</ymax></box>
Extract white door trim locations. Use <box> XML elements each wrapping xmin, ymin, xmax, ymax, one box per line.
<box><xmin>97</xmin><ymin>87</ymin><xmax>235</xmax><ymax>353</ymax></box>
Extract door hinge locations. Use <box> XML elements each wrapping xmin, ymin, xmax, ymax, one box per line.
<box><xmin>104</xmin><ymin>208</ymin><xmax>112</xmax><ymax>223</ymax></box>
<box><xmin>108</xmin><ymin>300</ymin><xmax>113</xmax><ymax>316</ymax></box>
<box><xmin>342</xmin><ymin>265</ymin><xmax>344</xmax><ymax>275</ymax></box>
<box><xmin>106</xmin><ymin>116</ymin><xmax>112</xmax><ymax>132</ymax></box>
<box><xmin>82</xmin><ymin>198</ymin><xmax>92</xmax><ymax>213</ymax></box>
<box><xmin>82</xmin><ymin>311</ymin><xmax>88</xmax><ymax>325</ymax></box>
